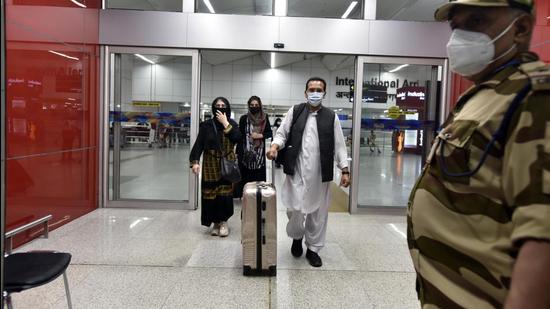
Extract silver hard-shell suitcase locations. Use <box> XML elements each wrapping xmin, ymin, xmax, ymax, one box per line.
<box><xmin>241</xmin><ymin>182</ymin><xmax>277</xmax><ymax>276</ymax></box>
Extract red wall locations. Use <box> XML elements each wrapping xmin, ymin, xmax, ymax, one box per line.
<box><xmin>450</xmin><ymin>0</ymin><xmax>550</xmax><ymax>106</ymax></box>
<box><xmin>532</xmin><ymin>0</ymin><xmax>550</xmax><ymax>61</ymax></box>
<box><xmin>5</xmin><ymin>0</ymin><xmax>100</xmax><ymax>247</ymax></box>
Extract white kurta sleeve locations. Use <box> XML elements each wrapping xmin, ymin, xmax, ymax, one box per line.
<box><xmin>272</xmin><ymin>106</ymin><xmax>294</xmax><ymax>150</ymax></box>
<box><xmin>334</xmin><ymin>116</ymin><xmax>349</xmax><ymax>169</ymax></box>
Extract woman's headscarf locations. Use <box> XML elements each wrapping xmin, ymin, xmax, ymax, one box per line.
<box><xmin>246</xmin><ymin>96</ymin><xmax>266</xmax><ymax>133</ymax></box>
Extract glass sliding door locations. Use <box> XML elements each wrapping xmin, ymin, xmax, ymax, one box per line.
<box><xmin>104</xmin><ymin>47</ymin><xmax>200</xmax><ymax>209</ymax></box>
<box><xmin>350</xmin><ymin>56</ymin><xmax>448</xmax><ymax>211</ymax></box>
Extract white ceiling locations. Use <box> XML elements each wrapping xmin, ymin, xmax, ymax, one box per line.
<box><xmin>107</xmin><ymin>0</ymin><xmax>448</xmax><ymax>21</ymax></box>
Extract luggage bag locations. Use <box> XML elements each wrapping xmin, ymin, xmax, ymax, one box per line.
<box><xmin>241</xmin><ymin>182</ymin><xmax>277</xmax><ymax>276</ymax></box>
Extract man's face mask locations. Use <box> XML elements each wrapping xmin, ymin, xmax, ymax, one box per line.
<box><xmin>447</xmin><ymin>16</ymin><xmax>520</xmax><ymax>77</ymax></box>
<box><xmin>307</xmin><ymin>91</ymin><xmax>324</xmax><ymax>107</ymax></box>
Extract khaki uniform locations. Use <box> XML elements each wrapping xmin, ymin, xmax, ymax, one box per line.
<box><xmin>407</xmin><ymin>52</ymin><xmax>550</xmax><ymax>308</ymax></box>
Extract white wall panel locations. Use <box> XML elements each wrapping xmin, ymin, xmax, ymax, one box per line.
<box><xmin>155</xmin><ymin>79</ymin><xmax>173</xmax><ymax>97</ymax></box>
<box><xmin>133</xmin><ymin>63</ymin><xmax>151</xmax><ymax>78</ymax></box>
<box><xmin>155</xmin><ymin>95</ymin><xmax>172</xmax><ymax>102</ymax></box>
<box><xmin>187</xmin><ymin>13</ymin><xmax>279</xmax><ymax>51</ymax></box>
<box><xmin>174</xmin><ymin>80</ymin><xmax>192</xmax><ymax>96</ymax></box>
<box><xmin>233</xmin><ymin>66</ymin><xmax>253</xmax><ymax>82</ymax></box>
<box><xmin>271</xmin><ymin>83</ymin><xmax>291</xmax><ymax>100</ymax></box>
<box><xmin>310</xmin><ymin>68</ymin><xmax>330</xmax><ymax>81</ymax></box>
<box><xmin>200</xmin><ymin>81</ymin><xmax>213</xmax><ymax>99</ymax></box>
<box><xmin>201</xmin><ymin>63</ymin><xmax>213</xmax><ymax>81</ymax></box>
<box><xmin>251</xmin><ymin>82</ymin><xmax>271</xmax><ymax>99</ymax></box>
<box><xmin>279</xmin><ymin>17</ymin><xmax>371</xmax><ymax>54</ymax></box>
<box><xmin>212</xmin><ymin>65</ymin><xmax>233</xmax><ymax>81</ymax></box>
<box><xmin>369</xmin><ymin>21</ymin><xmax>450</xmax><ymax>57</ymax></box>
<box><xmin>252</xmin><ymin>68</ymin><xmax>272</xmax><ymax>83</ymax></box>
<box><xmin>214</xmin><ymin>81</ymin><xmax>232</xmax><ymax>98</ymax></box>
<box><xmin>270</xmin><ymin>69</ymin><xmax>291</xmax><ymax>83</ymax></box>
<box><xmin>132</xmin><ymin>78</ymin><xmax>151</xmax><ymax>96</ymax></box>
<box><xmin>100</xmin><ymin>10</ymin><xmax>188</xmax><ymax>47</ymax></box>
<box><xmin>291</xmin><ymin>83</ymin><xmax>306</xmax><ymax>98</ymax></box>
<box><xmin>290</xmin><ymin>68</ymin><xmax>310</xmax><ymax>84</ymax></box>
<box><xmin>100</xmin><ymin>11</ymin><xmax>450</xmax><ymax>58</ymax></box>
<box><xmin>155</xmin><ymin>64</ymin><xmax>173</xmax><ymax>80</ymax></box>
<box><xmin>232</xmin><ymin>82</ymin><xmax>252</xmax><ymax>100</ymax></box>
<box><xmin>234</xmin><ymin>57</ymin><xmax>253</xmax><ymax>65</ymax></box>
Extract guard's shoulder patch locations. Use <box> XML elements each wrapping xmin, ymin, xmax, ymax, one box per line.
<box><xmin>525</xmin><ymin>64</ymin><xmax>550</xmax><ymax>91</ymax></box>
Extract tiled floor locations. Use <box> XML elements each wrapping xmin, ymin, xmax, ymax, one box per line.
<box><xmin>17</xmin><ymin>143</ymin><xmax>422</xmax><ymax>308</ymax></box>
<box><xmin>11</xmin><ymin>207</ymin><xmax>420</xmax><ymax>309</ymax></box>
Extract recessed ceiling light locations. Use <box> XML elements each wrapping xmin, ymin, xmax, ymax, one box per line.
<box><xmin>203</xmin><ymin>0</ymin><xmax>215</xmax><ymax>13</ymax></box>
<box><xmin>135</xmin><ymin>54</ymin><xmax>155</xmax><ymax>64</ymax></box>
<box><xmin>389</xmin><ymin>64</ymin><xmax>409</xmax><ymax>73</ymax></box>
<box><xmin>341</xmin><ymin>1</ymin><xmax>358</xmax><ymax>19</ymax></box>
<box><xmin>48</xmin><ymin>50</ymin><xmax>79</xmax><ymax>61</ymax></box>
<box><xmin>70</xmin><ymin>0</ymin><xmax>86</xmax><ymax>8</ymax></box>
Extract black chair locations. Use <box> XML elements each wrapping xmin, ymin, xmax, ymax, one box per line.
<box><xmin>3</xmin><ymin>252</ymin><xmax>73</xmax><ymax>309</ymax></box>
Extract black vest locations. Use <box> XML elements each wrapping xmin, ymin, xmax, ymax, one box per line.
<box><xmin>283</xmin><ymin>103</ymin><xmax>335</xmax><ymax>182</ymax></box>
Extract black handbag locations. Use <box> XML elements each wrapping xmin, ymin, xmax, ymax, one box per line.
<box><xmin>212</xmin><ymin>121</ymin><xmax>241</xmax><ymax>183</ymax></box>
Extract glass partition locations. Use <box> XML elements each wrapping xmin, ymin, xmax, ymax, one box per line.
<box><xmin>196</xmin><ymin>0</ymin><xmax>273</xmax><ymax>15</ymax></box>
<box><xmin>352</xmin><ymin>57</ymin><xmax>445</xmax><ymax>209</ymax></box>
<box><xmin>106</xmin><ymin>47</ymin><xmax>200</xmax><ymax>209</ymax></box>
<box><xmin>287</xmin><ymin>0</ymin><xmax>363</xmax><ymax>19</ymax></box>
<box><xmin>106</xmin><ymin>0</ymin><xmax>183</xmax><ymax>12</ymax></box>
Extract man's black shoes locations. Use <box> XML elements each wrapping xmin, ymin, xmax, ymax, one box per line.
<box><xmin>306</xmin><ymin>249</ymin><xmax>322</xmax><ymax>267</ymax></box>
<box><xmin>291</xmin><ymin>238</ymin><xmax>303</xmax><ymax>257</ymax></box>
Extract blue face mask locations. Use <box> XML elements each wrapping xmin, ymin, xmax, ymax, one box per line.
<box><xmin>307</xmin><ymin>92</ymin><xmax>324</xmax><ymax>106</ymax></box>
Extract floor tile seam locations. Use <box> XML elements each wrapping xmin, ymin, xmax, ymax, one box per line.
<box><xmin>158</xmin><ymin>279</ymin><xmax>180</xmax><ymax>309</ymax></box>
<box><xmin>185</xmin><ymin>265</ymin><xmax>241</xmax><ymax>270</ymax></box>
<box><xmin>71</xmin><ymin>262</ymin><xmax>416</xmax><ymax>273</ymax></box>
<box><xmin>41</xmin><ymin>267</ymin><xmax>97</xmax><ymax>307</ymax></box>
<box><xmin>269</xmin><ymin>268</ymin><xmax>415</xmax><ymax>274</ymax></box>
<box><xmin>69</xmin><ymin>262</ymin><xmax>183</xmax><ymax>269</ymax></box>
<box><xmin>268</xmin><ymin>277</ymin><xmax>273</xmax><ymax>309</ymax></box>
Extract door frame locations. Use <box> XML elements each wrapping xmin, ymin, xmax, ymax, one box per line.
<box><xmin>349</xmin><ymin>56</ymin><xmax>450</xmax><ymax>214</ymax></box>
<box><xmin>101</xmin><ymin>46</ymin><xmax>201</xmax><ymax>210</ymax></box>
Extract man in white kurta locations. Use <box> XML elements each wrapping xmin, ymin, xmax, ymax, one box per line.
<box><xmin>267</xmin><ymin>77</ymin><xmax>350</xmax><ymax>267</ymax></box>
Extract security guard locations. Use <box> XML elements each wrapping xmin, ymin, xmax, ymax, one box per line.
<box><xmin>407</xmin><ymin>1</ymin><xmax>550</xmax><ymax>308</ymax></box>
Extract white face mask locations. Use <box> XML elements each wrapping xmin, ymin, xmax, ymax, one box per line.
<box><xmin>307</xmin><ymin>91</ymin><xmax>324</xmax><ymax>106</ymax></box>
<box><xmin>447</xmin><ymin>17</ymin><xmax>519</xmax><ymax>77</ymax></box>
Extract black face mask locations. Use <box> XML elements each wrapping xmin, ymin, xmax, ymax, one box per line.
<box><xmin>249</xmin><ymin>107</ymin><xmax>261</xmax><ymax>115</ymax></box>
<box><xmin>213</xmin><ymin>107</ymin><xmax>228</xmax><ymax>116</ymax></box>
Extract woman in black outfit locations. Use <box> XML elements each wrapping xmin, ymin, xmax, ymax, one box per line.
<box><xmin>190</xmin><ymin>97</ymin><xmax>241</xmax><ymax>237</ymax></box>
<box><xmin>234</xmin><ymin>96</ymin><xmax>272</xmax><ymax>198</ymax></box>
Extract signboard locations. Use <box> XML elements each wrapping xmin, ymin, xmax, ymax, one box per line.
<box><xmin>133</xmin><ymin>101</ymin><xmax>161</xmax><ymax>107</ymax></box>
<box><xmin>396</xmin><ymin>86</ymin><xmax>426</xmax><ymax>109</ymax></box>
<box><xmin>387</xmin><ymin>106</ymin><xmax>401</xmax><ymax>119</ymax></box>
<box><xmin>362</xmin><ymin>84</ymin><xmax>387</xmax><ymax>103</ymax></box>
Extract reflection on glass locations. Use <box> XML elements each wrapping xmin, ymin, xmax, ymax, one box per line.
<box><xmin>107</xmin><ymin>0</ymin><xmax>183</xmax><ymax>12</ymax></box>
<box><xmin>287</xmin><ymin>0</ymin><xmax>363</xmax><ymax>19</ymax></box>
<box><xmin>109</xmin><ymin>54</ymin><xmax>192</xmax><ymax>201</ymax></box>
<box><xmin>376</xmin><ymin>0</ymin><xmax>447</xmax><ymax>22</ymax></box>
<box><xmin>196</xmin><ymin>0</ymin><xmax>273</xmax><ymax>15</ymax></box>
<box><xmin>357</xmin><ymin>63</ymin><xmax>439</xmax><ymax>207</ymax></box>
<box><xmin>6</xmin><ymin>0</ymin><xmax>100</xmax><ymax>238</ymax></box>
